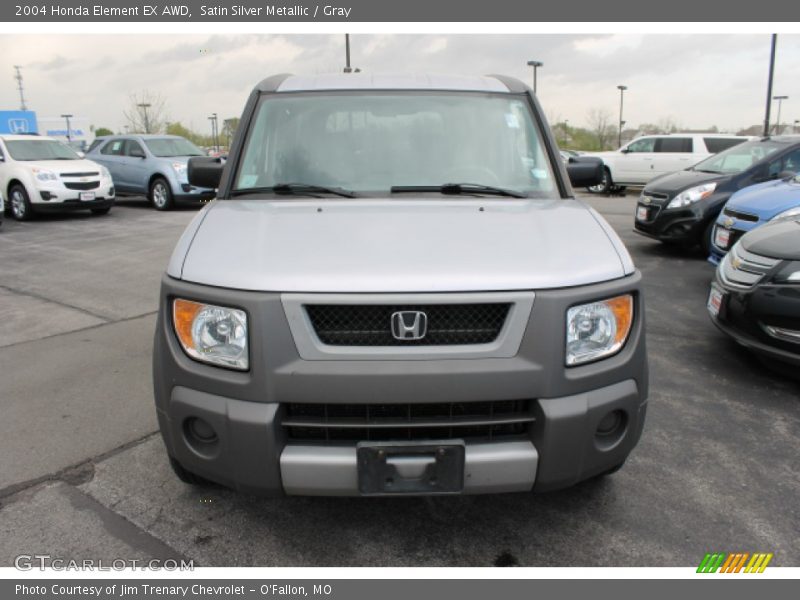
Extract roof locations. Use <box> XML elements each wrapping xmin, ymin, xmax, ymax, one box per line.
<box><xmin>95</xmin><ymin>134</ymin><xmax>183</xmax><ymax>139</ymax></box>
<box><xmin>0</xmin><ymin>134</ymin><xmax>52</xmax><ymax>141</ymax></box>
<box><xmin>272</xmin><ymin>73</ymin><xmax>514</xmax><ymax>93</ymax></box>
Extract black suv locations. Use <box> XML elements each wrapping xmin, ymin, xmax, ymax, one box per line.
<box><xmin>634</xmin><ymin>136</ymin><xmax>800</xmax><ymax>254</ymax></box>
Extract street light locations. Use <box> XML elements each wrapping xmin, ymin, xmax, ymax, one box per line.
<box><xmin>773</xmin><ymin>95</ymin><xmax>788</xmax><ymax>134</ymax></box>
<box><xmin>794</xmin><ymin>119</ymin><xmax>799</xmax><ymax>134</ymax></box>
<box><xmin>137</xmin><ymin>103</ymin><xmax>152</xmax><ymax>133</ymax></box>
<box><xmin>60</xmin><ymin>114</ymin><xmax>73</xmax><ymax>142</ymax></box>
<box><xmin>526</xmin><ymin>60</ymin><xmax>543</xmax><ymax>95</ymax></box>
<box><xmin>208</xmin><ymin>113</ymin><xmax>219</xmax><ymax>153</ymax></box>
<box><xmin>617</xmin><ymin>85</ymin><xmax>628</xmax><ymax>148</ymax></box>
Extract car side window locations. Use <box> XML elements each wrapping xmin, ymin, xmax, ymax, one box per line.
<box><xmin>655</xmin><ymin>137</ymin><xmax>692</xmax><ymax>153</ymax></box>
<box><xmin>101</xmin><ymin>140</ymin><xmax>124</xmax><ymax>156</ymax></box>
<box><xmin>625</xmin><ymin>138</ymin><xmax>656</xmax><ymax>153</ymax></box>
<box><xmin>124</xmin><ymin>140</ymin><xmax>145</xmax><ymax>157</ymax></box>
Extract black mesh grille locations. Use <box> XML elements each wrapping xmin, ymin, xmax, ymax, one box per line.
<box><xmin>64</xmin><ymin>181</ymin><xmax>100</xmax><ymax>191</ymax></box>
<box><xmin>283</xmin><ymin>400</ymin><xmax>533</xmax><ymax>442</ymax></box>
<box><xmin>305</xmin><ymin>303</ymin><xmax>510</xmax><ymax>346</ymax></box>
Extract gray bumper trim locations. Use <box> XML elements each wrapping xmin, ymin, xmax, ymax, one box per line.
<box><xmin>280</xmin><ymin>441</ymin><xmax>538</xmax><ymax>496</ymax></box>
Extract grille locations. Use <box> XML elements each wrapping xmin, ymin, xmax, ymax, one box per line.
<box><xmin>283</xmin><ymin>400</ymin><xmax>534</xmax><ymax>442</ymax></box>
<box><xmin>721</xmin><ymin>244</ymin><xmax>781</xmax><ymax>289</ymax></box>
<box><xmin>61</xmin><ymin>172</ymin><xmax>100</xmax><ymax>178</ymax></box>
<box><xmin>723</xmin><ymin>207</ymin><xmax>759</xmax><ymax>223</ymax></box>
<box><xmin>305</xmin><ymin>303</ymin><xmax>510</xmax><ymax>346</ymax></box>
<box><xmin>64</xmin><ymin>181</ymin><xmax>100</xmax><ymax>191</ymax></box>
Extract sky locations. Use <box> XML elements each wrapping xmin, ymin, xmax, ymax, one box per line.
<box><xmin>1</xmin><ymin>33</ymin><xmax>799</xmax><ymax>137</ymax></box>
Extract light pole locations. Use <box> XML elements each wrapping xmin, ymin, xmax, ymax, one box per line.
<box><xmin>773</xmin><ymin>95</ymin><xmax>788</xmax><ymax>134</ymax></box>
<box><xmin>617</xmin><ymin>85</ymin><xmax>628</xmax><ymax>148</ymax></box>
<box><xmin>763</xmin><ymin>34</ymin><xmax>777</xmax><ymax>136</ymax></box>
<box><xmin>208</xmin><ymin>113</ymin><xmax>219</xmax><ymax>153</ymax></box>
<box><xmin>60</xmin><ymin>114</ymin><xmax>73</xmax><ymax>142</ymax></box>
<box><xmin>527</xmin><ymin>60</ymin><xmax>543</xmax><ymax>95</ymax></box>
<box><xmin>794</xmin><ymin>119</ymin><xmax>799</xmax><ymax>134</ymax></box>
<box><xmin>137</xmin><ymin>103</ymin><xmax>152</xmax><ymax>133</ymax></box>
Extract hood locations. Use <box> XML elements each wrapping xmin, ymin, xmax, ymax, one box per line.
<box><xmin>175</xmin><ymin>198</ymin><xmax>631</xmax><ymax>293</ymax></box>
<box><xmin>727</xmin><ymin>178</ymin><xmax>800</xmax><ymax>216</ymax></box>
<box><xmin>741</xmin><ymin>218</ymin><xmax>800</xmax><ymax>260</ymax></box>
<box><xmin>25</xmin><ymin>159</ymin><xmax>105</xmax><ymax>174</ymax></box>
<box><xmin>644</xmin><ymin>169</ymin><xmax>724</xmax><ymax>195</ymax></box>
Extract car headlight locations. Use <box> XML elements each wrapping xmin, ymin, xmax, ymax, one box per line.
<box><xmin>666</xmin><ymin>182</ymin><xmax>717</xmax><ymax>209</ymax></box>
<box><xmin>566</xmin><ymin>295</ymin><xmax>634</xmax><ymax>366</ymax></box>
<box><xmin>172</xmin><ymin>162</ymin><xmax>188</xmax><ymax>181</ymax></box>
<box><xmin>32</xmin><ymin>168</ymin><xmax>58</xmax><ymax>182</ymax></box>
<box><xmin>770</xmin><ymin>206</ymin><xmax>800</xmax><ymax>222</ymax></box>
<box><xmin>173</xmin><ymin>299</ymin><xmax>248</xmax><ymax>370</ymax></box>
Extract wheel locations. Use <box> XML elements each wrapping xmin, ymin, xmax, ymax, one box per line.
<box><xmin>168</xmin><ymin>456</ymin><xmax>212</xmax><ymax>486</ymax></box>
<box><xmin>586</xmin><ymin>168</ymin><xmax>612</xmax><ymax>194</ymax></box>
<box><xmin>9</xmin><ymin>184</ymin><xmax>34</xmax><ymax>221</ymax></box>
<box><xmin>149</xmin><ymin>177</ymin><xmax>174</xmax><ymax>211</ymax></box>
<box><xmin>90</xmin><ymin>207</ymin><xmax>111</xmax><ymax>215</ymax></box>
<box><xmin>700</xmin><ymin>219</ymin><xmax>715</xmax><ymax>256</ymax></box>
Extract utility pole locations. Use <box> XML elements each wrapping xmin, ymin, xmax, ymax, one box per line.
<box><xmin>61</xmin><ymin>114</ymin><xmax>73</xmax><ymax>142</ymax></box>
<box><xmin>617</xmin><ymin>85</ymin><xmax>628</xmax><ymax>148</ymax></box>
<box><xmin>763</xmin><ymin>34</ymin><xmax>777</xmax><ymax>137</ymax></box>
<box><xmin>138</xmin><ymin>103</ymin><xmax>152</xmax><ymax>133</ymax></box>
<box><xmin>344</xmin><ymin>34</ymin><xmax>352</xmax><ymax>73</ymax></box>
<box><xmin>527</xmin><ymin>60</ymin><xmax>543</xmax><ymax>95</ymax></box>
<box><xmin>14</xmin><ymin>66</ymin><xmax>27</xmax><ymax>110</ymax></box>
<box><xmin>773</xmin><ymin>95</ymin><xmax>788</xmax><ymax>134</ymax></box>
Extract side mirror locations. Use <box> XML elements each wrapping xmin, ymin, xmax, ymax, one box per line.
<box><xmin>188</xmin><ymin>156</ymin><xmax>224</xmax><ymax>189</ymax></box>
<box><xmin>129</xmin><ymin>148</ymin><xmax>146</xmax><ymax>159</ymax></box>
<box><xmin>620</xmin><ymin>147</ymin><xmax>631</xmax><ymax>154</ymax></box>
<box><xmin>76</xmin><ymin>151</ymin><xmax>85</xmax><ymax>158</ymax></box>
<box><xmin>778</xmin><ymin>170</ymin><xmax>796</xmax><ymax>180</ymax></box>
<box><xmin>566</xmin><ymin>156</ymin><xmax>604</xmax><ymax>188</ymax></box>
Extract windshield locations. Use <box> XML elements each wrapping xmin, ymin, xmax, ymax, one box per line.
<box><xmin>692</xmin><ymin>140</ymin><xmax>783</xmax><ymax>174</ymax></box>
<box><xmin>5</xmin><ymin>139</ymin><xmax>80</xmax><ymax>161</ymax></box>
<box><xmin>234</xmin><ymin>92</ymin><xmax>558</xmax><ymax>197</ymax></box>
<box><xmin>144</xmin><ymin>137</ymin><xmax>204</xmax><ymax>157</ymax></box>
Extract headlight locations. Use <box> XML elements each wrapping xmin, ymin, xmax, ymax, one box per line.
<box><xmin>770</xmin><ymin>206</ymin><xmax>800</xmax><ymax>222</ymax></box>
<box><xmin>173</xmin><ymin>299</ymin><xmax>248</xmax><ymax>370</ymax></box>
<box><xmin>666</xmin><ymin>182</ymin><xmax>717</xmax><ymax>209</ymax></box>
<box><xmin>566</xmin><ymin>295</ymin><xmax>634</xmax><ymax>366</ymax></box>
<box><xmin>32</xmin><ymin>168</ymin><xmax>58</xmax><ymax>182</ymax></box>
<box><xmin>172</xmin><ymin>162</ymin><xmax>188</xmax><ymax>181</ymax></box>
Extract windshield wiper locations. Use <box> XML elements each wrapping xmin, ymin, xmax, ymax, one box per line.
<box><xmin>390</xmin><ymin>183</ymin><xmax>528</xmax><ymax>198</ymax></box>
<box><xmin>230</xmin><ymin>183</ymin><xmax>357</xmax><ymax>198</ymax></box>
<box><xmin>691</xmin><ymin>169</ymin><xmax>722</xmax><ymax>174</ymax></box>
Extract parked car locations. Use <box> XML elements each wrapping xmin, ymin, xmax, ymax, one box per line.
<box><xmin>634</xmin><ymin>136</ymin><xmax>800</xmax><ymax>253</ymax></box>
<box><xmin>588</xmin><ymin>133</ymin><xmax>751</xmax><ymax>193</ymax></box>
<box><xmin>0</xmin><ymin>188</ymin><xmax>4</xmax><ymax>227</ymax></box>
<box><xmin>709</xmin><ymin>174</ymin><xmax>800</xmax><ymax>264</ymax></box>
<box><xmin>153</xmin><ymin>73</ymin><xmax>648</xmax><ymax>497</ymax></box>
<box><xmin>708</xmin><ymin>217</ymin><xmax>800</xmax><ymax>369</ymax></box>
<box><xmin>87</xmin><ymin>135</ymin><xmax>216</xmax><ymax>210</ymax></box>
<box><xmin>0</xmin><ymin>135</ymin><xmax>115</xmax><ymax>221</ymax></box>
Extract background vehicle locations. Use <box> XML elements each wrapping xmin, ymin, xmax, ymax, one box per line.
<box><xmin>708</xmin><ymin>217</ymin><xmax>800</xmax><ymax>370</ymax></box>
<box><xmin>709</xmin><ymin>174</ymin><xmax>800</xmax><ymax>263</ymax></box>
<box><xmin>153</xmin><ymin>73</ymin><xmax>647</xmax><ymax>498</ymax></box>
<box><xmin>0</xmin><ymin>189</ymin><xmax>4</xmax><ymax>227</ymax></box>
<box><xmin>88</xmin><ymin>135</ymin><xmax>216</xmax><ymax>210</ymax></box>
<box><xmin>634</xmin><ymin>136</ymin><xmax>800</xmax><ymax>253</ymax></box>
<box><xmin>0</xmin><ymin>134</ymin><xmax>115</xmax><ymax>221</ymax></box>
<box><xmin>588</xmin><ymin>133</ymin><xmax>751</xmax><ymax>194</ymax></box>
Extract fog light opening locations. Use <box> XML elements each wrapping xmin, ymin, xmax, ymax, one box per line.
<box><xmin>595</xmin><ymin>409</ymin><xmax>627</xmax><ymax>449</ymax></box>
<box><xmin>182</xmin><ymin>417</ymin><xmax>220</xmax><ymax>459</ymax></box>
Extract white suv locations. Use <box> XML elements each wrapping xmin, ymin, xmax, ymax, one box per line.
<box><xmin>587</xmin><ymin>133</ymin><xmax>752</xmax><ymax>193</ymax></box>
<box><xmin>0</xmin><ymin>135</ymin><xmax>115</xmax><ymax>220</ymax></box>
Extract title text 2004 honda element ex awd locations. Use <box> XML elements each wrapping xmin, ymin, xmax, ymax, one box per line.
<box><xmin>153</xmin><ymin>74</ymin><xmax>648</xmax><ymax>496</ymax></box>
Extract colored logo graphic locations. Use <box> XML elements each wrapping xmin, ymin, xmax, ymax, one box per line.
<box><xmin>697</xmin><ymin>552</ymin><xmax>773</xmax><ymax>573</ymax></box>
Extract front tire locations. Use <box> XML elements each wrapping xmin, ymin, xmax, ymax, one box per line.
<box><xmin>9</xmin><ymin>184</ymin><xmax>34</xmax><ymax>221</ymax></box>
<box><xmin>149</xmin><ymin>177</ymin><xmax>174</xmax><ymax>211</ymax></box>
<box><xmin>700</xmin><ymin>220</ymin><xmax>715</xmax><ymax>256</ymax></box>
<box><xmin>587</xmin><ymin>168</ymin><xmax>612</xmax><ymax>194</ymax></box>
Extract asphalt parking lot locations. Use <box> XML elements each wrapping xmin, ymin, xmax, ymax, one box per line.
<box><xmin>0</xmin><ymin>194</ymin><xmax>798</xmax><ymax>568</ymax></box>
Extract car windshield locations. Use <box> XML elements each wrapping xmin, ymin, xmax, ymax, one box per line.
<box><xmin>5</xmin><ymin>139</ymin><xmax>80</xmax><ymax>161</ymax></box>
<box><xmin>144</xmin><ymin>137</ymin><xmax>205</xmax><ymax>157</ymax></box>
<box><xmin>692</xmin><ymin>140</ymin><xmax>784</xmax><ymax>174</ymax></box>
<box><xmin>233</xmin><ymin>92</ymin><xmax>558</xmax><ymax>197</ymax></box>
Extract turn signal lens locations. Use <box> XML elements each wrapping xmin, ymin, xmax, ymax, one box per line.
<box><xmin>566</xmin><ymin>294</ymin><xmax>634</xmax><ymax>366</ymax></box>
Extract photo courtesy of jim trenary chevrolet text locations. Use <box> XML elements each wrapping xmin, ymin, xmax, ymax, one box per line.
<box><xmin>0</xmin><ymin>0</ymin><xmax>799</xmax><ymax>597</ymax></box>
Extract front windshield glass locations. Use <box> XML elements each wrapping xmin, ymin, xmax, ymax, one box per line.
<box><xmin>144</xmin><ymin>137</ymin><xmax>205</xmax><ymax>157</ymax></box>
<box><xmin>234</xmin><ymin>92</ymin><xmax>558</xmax><ymax>197</ymax></box>
<box><xmin>5</xmin><ymin>139</ymin><xmax>80</xmax><ymax>161</ymax></box>
<box><xmin>692</xmin><ymin>140</ymin><xmax>783</xmax><ymax>174</ymax></box>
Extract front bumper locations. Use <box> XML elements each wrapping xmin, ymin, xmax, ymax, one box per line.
<box><xmin>175</xmin><ymin>184</ymin><xmax>215</xmax><ymax>202</ymax></box>
<box><xmin>153</xmin><ymin>274</ymin><xmax>648</xmax><ymax>496</ymax></box>
<box><xmin>31</xmin><ymin>180</ymin><xmax>115</xmax><ymax>206</ymax></box>
<box><xmin>709</xmin><ymin>275</ymin><xmax>800</xmax><ymax>367</ymax></box>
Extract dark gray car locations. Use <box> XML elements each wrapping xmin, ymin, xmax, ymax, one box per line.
<box><xmin>88</xmin><ymin>134</ymin><xmax>215</xmax><ymax>210</ymax></box>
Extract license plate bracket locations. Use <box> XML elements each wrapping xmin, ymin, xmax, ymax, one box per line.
<box><xmin>714</xmin><ymin>226</ymin><xmax>731</xmax><ymax>249</ymax></box>
<box><xmin>357</xmin><ymin>441</ymin><xmax>465</xmax><ymax>495</ymax></box>
<box><xmin>79</xmin><ymin>191</ymin><xmax>96</xmax><ymax>202</ymax></box>
<box><xmin>636</xmin><ymin>205</ymin><xmax>648</xmax><ymax>221</ymax></box>
<box><xmin>707</xmin><ymin>283</ymin><xmax>726</xmax><ymax>318</ymax></box>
